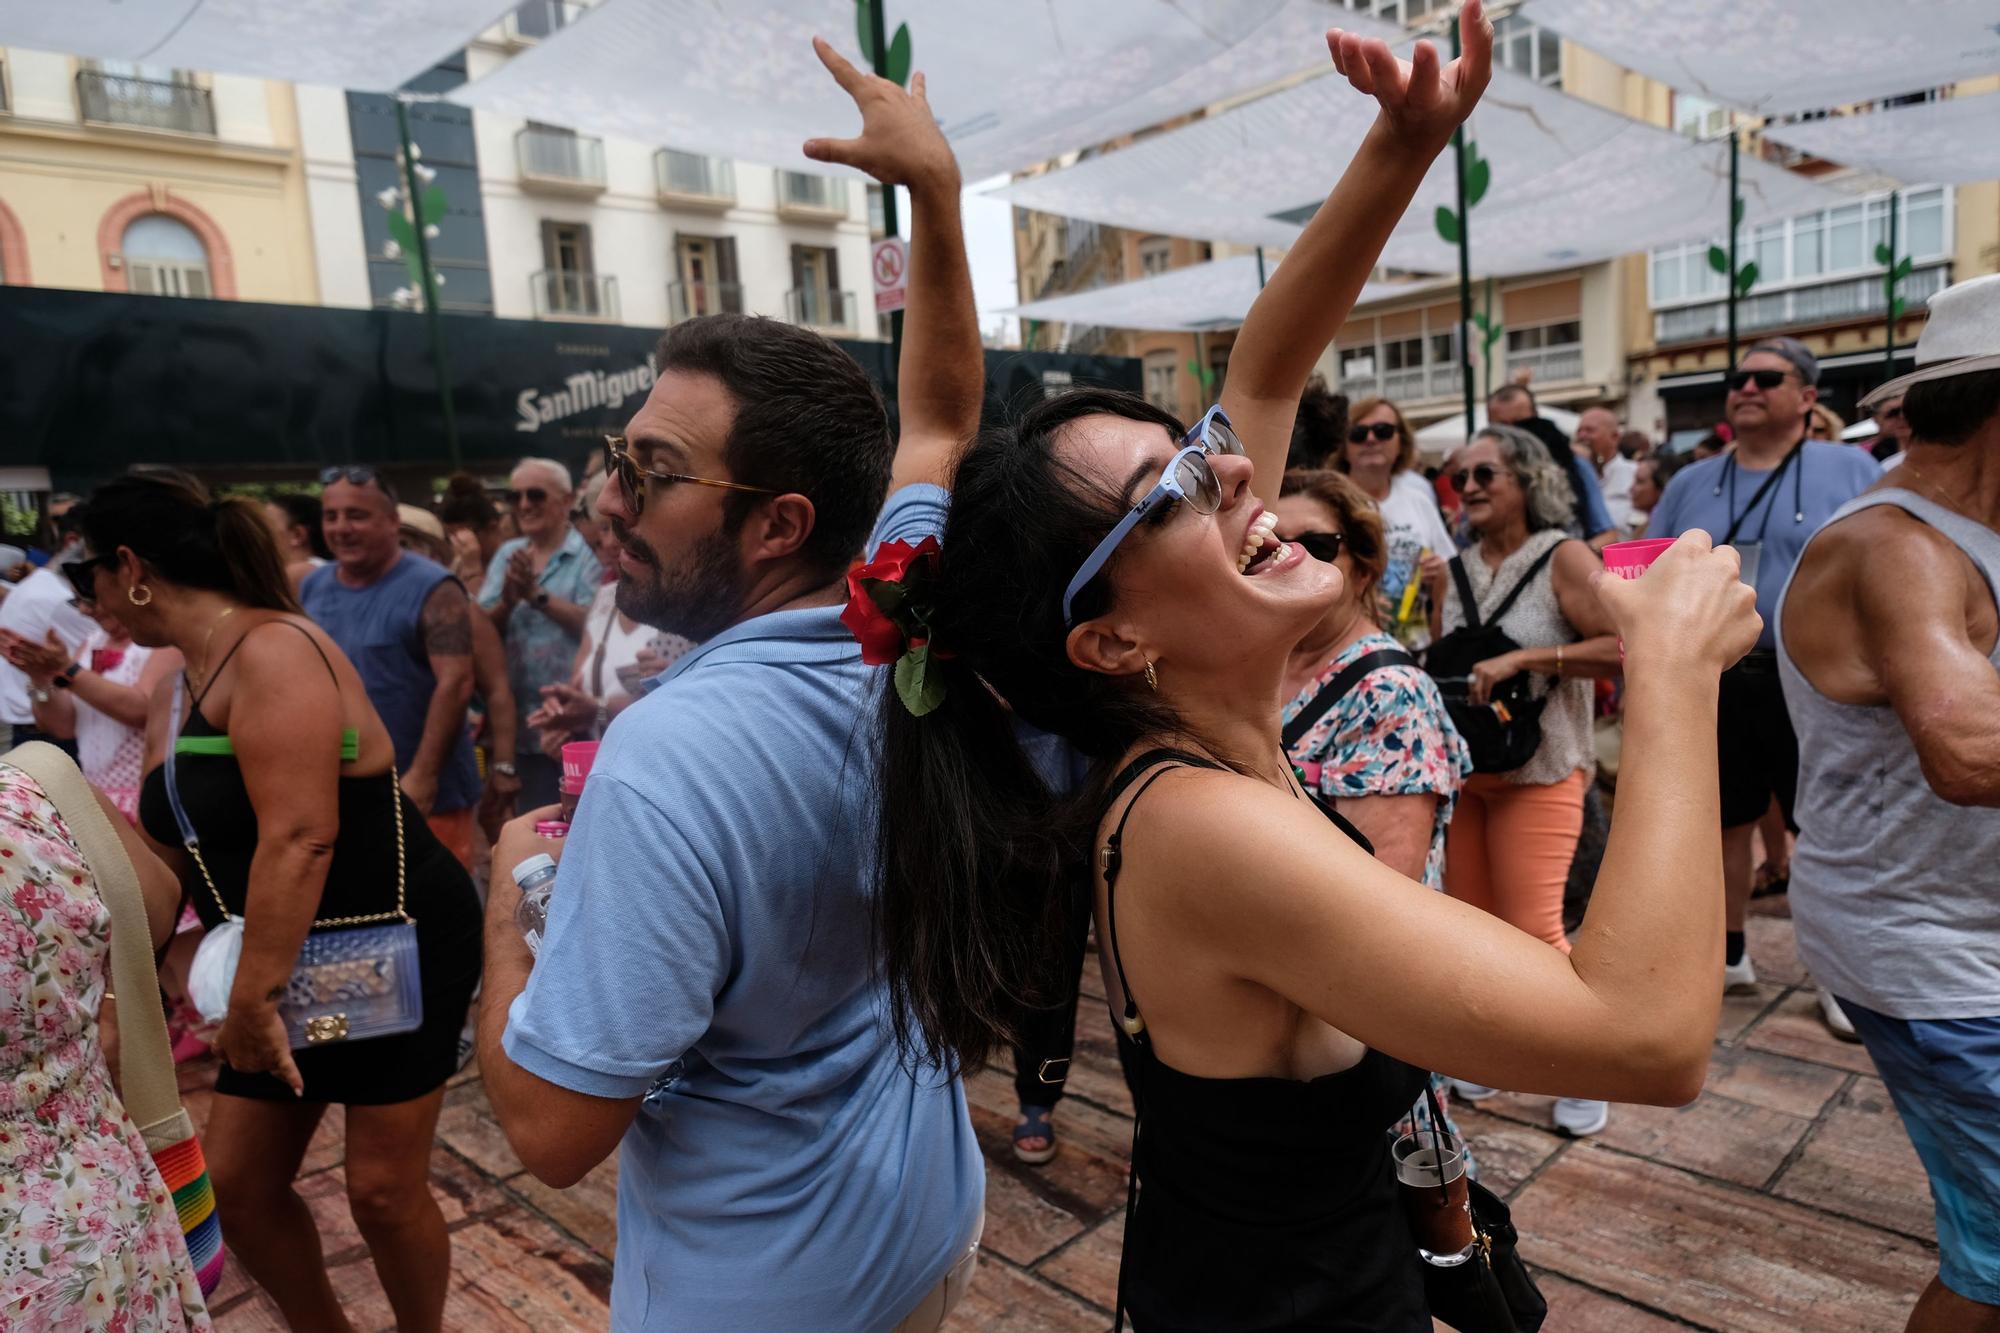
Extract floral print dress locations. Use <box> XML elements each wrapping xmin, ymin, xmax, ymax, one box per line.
<box><xmin>0</xmin><ymin>765</ymin><xmax>212</xmax><ymax>1331</ymax></box>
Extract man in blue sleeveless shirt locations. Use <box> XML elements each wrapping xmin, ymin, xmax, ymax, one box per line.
<box><xmin>302</xmin><ymin>470</ymin><xmax>480</xmax><ymax>864</ymax></box>
<box><xmin>1778</xmin><ymin>275</ymin><xmax>2000</xmax><ymax>1333</ymax></box>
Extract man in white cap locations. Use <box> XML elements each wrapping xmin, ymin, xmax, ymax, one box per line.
<box><xmin>1776</xmin><ymin>272</ymin><xmax>2000</xmax><ymax>1333</ymax></box>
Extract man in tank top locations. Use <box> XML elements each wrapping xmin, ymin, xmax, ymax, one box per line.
<box><xmin>1776</xmin><ymin>273</ymin><xmax>2000</xmax><ymax>1333</ymax></box>
<box><xmin>302</xmin><ymin>470</ymin><xmax>483</xmax><ymax>866</ymax></box>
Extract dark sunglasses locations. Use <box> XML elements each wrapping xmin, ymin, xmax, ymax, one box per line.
<box><xmin>61</xmin><ymin>553</ymin><xmax>117</xmax><ymax>602</ymax></box>
<box><xmin>602</xmin><ymin>435</ymin><xmax>778</xmax><ymax>518</ymax></box>
<box><xmin>506</xmin><ymin>487</ymin><xmax>551</xmax><ymax>507</ymax></box>
<box><xmin>1294</xmin><ymin>531</ymin><xmax>1347</xmax><ymax>563</ymax></box>
<box><xmin>1449</xmin><ymin>464</ymin><xmax>1503</xmax><ymax>494</ymax></box>
<box><xmin>320</xmin><ymin>465</ymin><xmax>381</xmax><ymax>486</ymax></box>
<box><xmin>1724</xmin><ymin>368</ymin><xmax>1797</xmax><ymax>393</ymax></box>
<box><xmin>1348</xmin><ymin>422</ymin><xmax>1399</xmax><ymax>444</ymax></box>
<box><xmin>1879</xmin><ymin>405</ymin><xmax>1906</xmax><ymax>422</ymax></box>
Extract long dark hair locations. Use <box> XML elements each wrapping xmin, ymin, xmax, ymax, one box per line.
<box><xmin>79</xmin><ymin>470</ymin><xmax>301</xmax><ymax>614</ymax></box>
<box><xmin>876</xmin><ymin>388</ymin><xmax>1194</xmax><ymax>1076</ymax></box>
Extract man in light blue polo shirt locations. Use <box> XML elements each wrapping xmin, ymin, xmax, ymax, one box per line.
<box><xmin>475</xmin><ymin>44</ymin><xmax>985</xmax><ymax>1332</ymax></box>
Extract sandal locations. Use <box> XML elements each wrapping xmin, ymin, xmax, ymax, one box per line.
<box><xmin>1012</xmin><ymin>1104</ymin><xmax>1058</xmax><ymax>1166</ymax></box>
<box><xmin>1752</xmin><ymin>861</ymin><xmax>1790</xmax><ymax>899</ymax></box>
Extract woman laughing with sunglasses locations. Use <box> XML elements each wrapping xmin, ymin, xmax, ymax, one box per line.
<box><xmin>1337</xmin><ymin>398</ymin><xmax>1456</xmax><ymax>646</ymax></box>
<box><xmin>869</xmin><ymin>6</ymin><xmax>1761</xmax><ymax>1328</ymax></box>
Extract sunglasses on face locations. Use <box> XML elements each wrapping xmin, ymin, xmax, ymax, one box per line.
<box><xmin>602</xmin><ymin>435</ymin><xmax>779</xmax><ymax>519</ymax></box>
<box><xmin>1724</xmin><ymin>368</ymin><xmax>1797</xmax><ymax>393</ymax></box>
<box><xmin>1348</xmin><ymin>422</ymin><xmax>1399</xmax><ymax>444</ymax></box>
<box><xmin>1450</xmin><ymin>464</ymin><xmax>1503</xmax><ymax>495</ymax></box>
<box><xmin>1880</xmin><ymin>406</ymin><xmax>1906</xmax><ymax>422</ymax></box>
<box><xmin>506</xmin><ymin>487</ymin><xmax>551</xmax><ymax>507</ymax></box>
<box><xmin>1293</xmin><ymin>531</ymin><xmax>1346</xmax><ymax>564</ymax></box>
<box><xmin>61</xmin><ymin>554</ymin><xmax>118</xmax><ymax>603</ymax></box>
<box><xmin>1062</xmin><ymin>405</ymin><xmax>1247</xmax><ymax>627</ymax></box>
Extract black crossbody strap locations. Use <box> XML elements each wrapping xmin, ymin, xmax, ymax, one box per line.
<box><xmin>1482</xmin><ymin>542</ymin><xmax>1561</xmax><ymax>627</ymax></box>
<box><xmin>1449</xmin><ymin>555</ymin><xmax>1481</xmax><ymax>630</ymax></box>
<box><xmin>1282</xmin><ymin>647</ymin><xmax>1418</xmax><ymax>751</ymax></box>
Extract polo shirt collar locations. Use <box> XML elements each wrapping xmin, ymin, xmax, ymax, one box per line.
<box><xmin>640</xmin><ymin>602</ymin><xmax>857</xmax><ymax>695</ymax></box>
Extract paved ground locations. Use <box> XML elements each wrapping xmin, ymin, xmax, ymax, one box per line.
<box><xmin>204</xmin><ymin>895</ymin><xmax>1937</xmax><ymax>1331</ymax></box>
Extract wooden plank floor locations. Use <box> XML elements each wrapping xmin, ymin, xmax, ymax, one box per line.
<box><xmin>206</xmin><ymin>897</ymin><xmax>1937</xmax><ymax>1330</ymax></box>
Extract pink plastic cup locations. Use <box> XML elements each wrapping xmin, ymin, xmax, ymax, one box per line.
<box><xmin>1602</xmin><ymin>538</ymin><xmax>1675</xmax><ymax>581</ymax></box>
<box><xmin>560</xmin><ymin>741</ymin><xmax>600</xmax><ymax>783</ymax></box>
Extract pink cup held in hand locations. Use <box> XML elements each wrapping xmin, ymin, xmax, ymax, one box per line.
<box><xmin>1602</xmin><ymin>538</ymin><xmax>1676</xmax><ymax>581</ymax></box>
<box><xmin>559</xmin><ymin>741</ymin><xmax>600</xmax><ymax>821</ymax></box>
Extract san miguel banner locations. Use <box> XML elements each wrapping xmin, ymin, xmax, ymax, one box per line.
<box><xmin>0</xmin><ymin>287</ymin><xmax>1140</xmax><ymax>488</ymax></box>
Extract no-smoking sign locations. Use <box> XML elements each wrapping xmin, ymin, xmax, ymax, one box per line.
<box><xmin>872</xmin><ymin>237</ymin><xmax>908</xmax><ymax>315</ymax></box>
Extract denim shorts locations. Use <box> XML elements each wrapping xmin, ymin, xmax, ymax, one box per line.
<box><xmin>1839</xmin><ymin>998</ymin><xmax>2000</xmax><ymax>1305</ymax></box>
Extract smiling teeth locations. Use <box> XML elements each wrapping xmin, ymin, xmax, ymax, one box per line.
<box><xmin>1237</xmin><ymin>510</ymin><xmax>1281</xmax><ymax>573</ymax></box>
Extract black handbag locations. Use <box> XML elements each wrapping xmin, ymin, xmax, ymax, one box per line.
<box><xmin>1416</xmin><ymin>1083</ymin><xmax>1548</xmax><ymax>1332</ymax></box>
<box><xmin>1426</xmin><ymin>546</ymin><xmax>1559</xmax><ymax>774</ymax></box>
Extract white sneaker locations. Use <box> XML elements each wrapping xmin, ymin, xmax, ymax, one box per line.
<box><xmin>1449</xmin><ymin>1080</ymin><xmax>1499</xmax><ymax>1102</ymax></box>
<box><xmin>1552</xmin><ymin>1097</ymin><xmax>1609</xmax><ymax>1138</ymax></box>
<box><xmin>1723</xmin><ymin>954</ymin><xmax>1758</xmax><ymax>994</ymax></box>
<box><xmin>1817</xmin><ymin>990</ymin><xmax>1861</xmax><ymax>1043</ymax></box>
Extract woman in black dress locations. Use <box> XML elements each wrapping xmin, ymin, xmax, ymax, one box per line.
<box><xmin>866</xmin><ymin>9</ymin><xmax>1762</xmax><ymax>1328</ymax></box>
<box><xmin>76</xmin><ymin>472</ymin><xmax>480</xmax><ymax>1333</ymax></box>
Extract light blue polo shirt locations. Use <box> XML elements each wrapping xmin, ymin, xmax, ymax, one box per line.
<box><xmin>1647</xmin><ymin>442</ymin><xmax>1879</xmax><ymax>649</ymax></box>
<box><xmin>504</xmin><ymin>484</ymin><xmax>981</xmax><ymax>1333</ymax></box>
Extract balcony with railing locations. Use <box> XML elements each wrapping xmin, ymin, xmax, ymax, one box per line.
<box><xmin>656</xmin><ymin>151</ymin><xmax>735</xmax><ymax>208</ymax></box>
<box><xmin>668</xmin><ymin>280</ymin><xmax>744</xmax><ymax>323</ymax></box>
<box><xmin>785</xmin><ymin>286</ymin><xmax>854</xmax><ymax>331</ymax></box>
<box><xmin>774</xmin><ymin>171</ymin><xmax>850</xmax><ymax>220</ymax></box>
<box><xmin>76</xmin><ymin>70</ymin><xmax>215</xmax><ymax>136</ymax></box>
<box><xmin>517</xmin><ymin>127</ymin><xmax>606</xmax><ymax>193</ymax></box>
<box><xmin>532</xmin><ymin>270</ymin><xmax>618</xmax><ymax>320</ymax></box>
<box><xmin>1654</xmin><ymin>263</ymin><xmax>1951</xmax><ymax>345</ymax></box>
<box><xmin>1505</xmin><ymin>342</ymin><xmax>1584</xmax><ymax>385</ymax></box>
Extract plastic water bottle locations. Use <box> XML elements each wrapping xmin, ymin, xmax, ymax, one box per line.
<box><xmin>512</xmin><ymin>853</ymin><xmax>559</xmax><ymax>956</ymax></box>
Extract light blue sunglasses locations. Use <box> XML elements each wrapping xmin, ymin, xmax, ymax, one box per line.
<box><xmin>1061</xmin><ymin>405</ymin><xmax>1247</xmax><ymax>626</ymax></box>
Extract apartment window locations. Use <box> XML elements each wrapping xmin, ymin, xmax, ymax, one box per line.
<box><xmin>1493</xmin><ymin>15</ymin><xmax>1561</xmax><ymax>86</ymax></box>
<box><xmin>120</xmin><ymin>214</ymin><xmax>210</xmax><ymax>297</ymax></box>
<box><xmin>1144</xmin><ymin>353</ymin><xmax>1179</xmax><ymax>413</ymax></box>
<box><xmin>79</xmin><ymin>60</ymin><xmax>215</xmax><ymax>135</ymax></box>
<box><xmin>1674</xmin><ymin>94</ymin><xmax>1732</xmax><ymax>141</ymax></box>
<box><xmin>1905</xmin><ymin>189</ymin><xmax>1946</xmax><ymax>259</ymax></box>
<box><xmin>1644</xmin><ymin>189</ymin><xmax>1952</xmax><ymax>308</ymax></box>
<box><xmin>1138</xmin><ymin>236</ymin><xmax>1172</xmax><ymax>277</ymax></box>
<box><xmin>672</xmin><ymin>234</ymin><xmax>742</xmax><ymax>320</ymax></box>
<box><xmin>1429</xmin><ymin>329</ymin><xmax>1459</xmax><ymax>366</ymax></box>
<box><xmin>519</xmin><ymin>121</ymin><xmax>604</xmax><ymax>186</ymax></box>
<box><xmin>788</xmin><ymin>244</ymin><xmax>848</xmax><ymax>329</ymax></box>
<box><xmin>1507</xmin><ymin>321</ymin><xmax>1580</xmax><ymax>353</ymax></box>
<box><xmin>510</xmin><ymin>0</ymin><xmax>580</xmax><ymax>39</ymax></box>
<box><xmin>1382</xmin><ymin>336</ymin><xmax>1424</xmax><ymax>371</ymax></box>
<box><xmin>538</xmin><ymin>220</ymin><xmax>604</xmax><ymax>316</ymax></box>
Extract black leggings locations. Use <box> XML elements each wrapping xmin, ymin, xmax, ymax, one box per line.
<box><xmin>1012</xmin><ymin>910</ymin><xmax>1093</xmax><ymax>1109</ymax></box>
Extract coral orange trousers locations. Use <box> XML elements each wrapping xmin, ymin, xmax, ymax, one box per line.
<box><xmin>1445</xmin><ymin>768</ymin><xmax>1588</xmax><ymax>954</ymax></box>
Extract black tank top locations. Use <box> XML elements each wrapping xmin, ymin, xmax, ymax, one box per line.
<box><xmin>1102</xmin><ymin>749</ymin><xmax>1431</xmax><ymax>1332</ymax></box>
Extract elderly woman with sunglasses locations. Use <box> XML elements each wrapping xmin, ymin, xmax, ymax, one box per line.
<box><xmin>477</xmin><ymin>457</ymin><xmax>602</xmax><ymax>812</ymax></box>
<box><xmin>1438</xmin><ymin>424</ymin><xmax>1626</xmax><ymax>1138</ymax></box>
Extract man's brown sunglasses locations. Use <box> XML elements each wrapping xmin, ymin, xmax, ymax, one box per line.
<box><xmin>602</xmin><ymin>435</ymin><xmax>777</xmax><ymax>515</ymax></box>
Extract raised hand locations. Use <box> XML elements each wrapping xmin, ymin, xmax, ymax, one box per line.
<box><xmin>802</xmin><ymin>35</ymin><xmax>958</xmax><ymax>194</ymax></box>
<box><xmin>1328</xmin><ymin>0</ymin><xmax>1492</xmax><ymax>155</ymax></box>
<box><xmin>1594</xmin><ymin>531</ymin><xmax>1762</xmax><ymax>674</ymax></box>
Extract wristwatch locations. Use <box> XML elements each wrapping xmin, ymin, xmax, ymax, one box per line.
<box><xmin>491</xmin><ymin>760</ymin><xmax>519</xmax><ymax>778</ymax></box>
<box><xmin>531</xmin><ymin>589</ymin><xmax>551</xmax><ymax>609</ymax></box>
<box><xmin>27</xmin><ymin>685</ymin><xmax>52</xmax><ymax>705</ymax></box>
<box><xmin>52</xmin><ymin>662</ymin><xmax>81</xmax><ymax>689</ymax></box>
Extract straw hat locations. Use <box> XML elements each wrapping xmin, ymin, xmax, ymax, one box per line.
<box><xmin>1863</xmin><ymin>272</ymin><xmax>2000</xmax><ymax>408</ymax></box>
<box><xmin>397</xmin><ymin>503</ymin><xmax>446</xmax><ymax>542</ymax></box>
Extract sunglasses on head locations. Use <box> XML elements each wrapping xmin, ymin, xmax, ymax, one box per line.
<box><xmin>61</xmin><ymin>553</ymin><xmax>117</xmax><ymax>603</ymax></box>
<box><xmin>1293</xmin><ymin>531</ymin><xmax>1346</xmax><ymax>564</ymax></box>
<box><xmin>320</xmin><ymin>466</ymin><xmax>379</xmax><ymax>487</ymax></box>
<box><xmin>601</xmin><ymin>436</ymin><xmax>781</xmax><ymax>519</ymax></box>
<box><xmin>506</xmin><ymin>487</ymin><xmax>551</xmax><ymax>507</ymax></box>
<box><xmin>1062</xmin><ymin>405</ymin><xmax>1246</xmax><ymax>627</ymax></box>
<box><xmin>1724</xmin><ymin>368</ymin><xmax>1797</xmax><ymax>393</ymax></box>
<box><xmin>1348</xmin><ymin>422</ymin><xmax>1399</xmax><ymax>444</ymax></box>
<box><xmin>1449</xmin><ymin>464</ymin><xmax>1503</xmax><ymax>494</ymax></box>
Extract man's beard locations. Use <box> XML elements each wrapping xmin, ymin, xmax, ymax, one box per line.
<box><xmin>612</xmin><ymin>519</ymin><xmax>747</xmax><ymax>643</ymax></box>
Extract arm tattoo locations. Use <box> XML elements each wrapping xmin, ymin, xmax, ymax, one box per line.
<box><xmin>421</xmin><ymin>582</ymin><xmax>474</xmax><ymax>658</ymax></box>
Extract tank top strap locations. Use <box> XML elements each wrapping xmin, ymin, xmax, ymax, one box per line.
<box><xmin>1835</xmin><ymin>491</ymin><xmax>2000</xmax><ymax>660</ymax></box>
<box><xmin>192</xmin><ymin>616</ymin><xmax>340</xmax><ymax>709</ymax></box>
<box><xmin>1099</xmin><ymin>749</ymin><xmax>1222</xmax><ymax>1042</ymax></box>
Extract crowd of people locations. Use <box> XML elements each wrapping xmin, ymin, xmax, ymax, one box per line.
<box><xmin>1</xmin><ymin>5</ymin><xmax>1996</xmax><ymax>1331</ymax></box>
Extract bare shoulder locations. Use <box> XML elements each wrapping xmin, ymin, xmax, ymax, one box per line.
<box><xmin>230</xmin><ymin>615</ymin><xmax>345</xmax><ymax>690</ymax></box>
<box><xmin>1811</xmin><ymin>506</ymin><xmax>1968</xmax><ymax>607</ymax></box>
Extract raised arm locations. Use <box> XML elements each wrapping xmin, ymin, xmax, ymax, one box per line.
<box><xmin>1223</xmin><ymin>0</ymin><xmax>1492</xmax><ymax>483</ymax></box>
<box><xmin>805</xmin><ymin>36</ymin><xmax>980</xmax><ymax>494</ymax></box>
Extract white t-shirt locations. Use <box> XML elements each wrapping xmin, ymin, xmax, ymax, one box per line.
<box><xmin>582</xmin><ymin>583</ymin><xmax>691</xmax><ymax>713</ymax></box>
<box><xmin>1375</xmin><ymin>472</ymin><xmax>1457</xmax><ymax>642</ymax></box>
<box><xmin>1598</xmin><ymin>455</ymin><xmax>1638</xmax><ymax>532</ymax></box>
<box><xmin>0</xmin><ymin>568</ymin><xmax>95</xmax><ymax>725</ymax></box>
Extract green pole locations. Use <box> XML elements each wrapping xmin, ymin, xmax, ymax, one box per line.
<box><xmin>1451</xmin><ymin>18</ymin><xmax>1476</xmax><ymax>440</ymax></box>
<box><xmin>1883</xmin><ymin>189</ymin><xmax>1900</xmax><ymax>384</ymax></box>
<box><xmin>395</xmin><ymin>96</ymin><xmax>460</xmax><ymax>470</ymax></box>
<box><xmin>1725</xmin><ymin>128</ymin><xmax>1740</xmax><ymax>371</ymax></box>
<box><xmin>867</xmin><ymin>0</ymin><xmax>904</xmax><ymax>372</ymax></box>
<box><xmin>1255</xmin><ymin>245</ymin><xmax>1267</xmax><ymax>289</ymax></box>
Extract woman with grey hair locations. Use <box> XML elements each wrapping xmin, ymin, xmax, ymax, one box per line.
<box><xmin>1439</xmin><ymin>423</ymin><xmax>1624</xmax><ymax>1138</ymax></box>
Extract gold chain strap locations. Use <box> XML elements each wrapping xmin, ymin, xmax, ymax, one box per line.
<box><xmin>189</xmin><ymin>765</ymin><xmax>410</xmax><ymax>928</ymax></box>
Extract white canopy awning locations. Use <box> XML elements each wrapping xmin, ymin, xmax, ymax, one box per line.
<box><xmin>1520</xmin><ymin>0</ymin><xmax>2000</xmax><ymax>118</ymax></box>
<box><xmin>1003</xmin><ymin>254</ymin><xmax>1440</xmax><ymax>332</ymax></box>
<box><xmin>0</xmin><ymin>0</ymin><xmax>512</xmax><ymax>92</ymax></box>
<box><xmin>1761</xmin><ymin>92</ymin><xmax>2000</xmax><ymax>186</ymax></box>
<box><xmin>447</xmin><ymin>0</ymin><xmax>1403</xmax><ymax>180</ymax></box>
<box><xmin>993</xmin><ymin>62</ymin><xmax>1846</xmax><ymax>274</ymax></box>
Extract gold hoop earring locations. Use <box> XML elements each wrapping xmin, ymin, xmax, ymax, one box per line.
<box><xmin>127</xmin><ymin>584</ymin><xmax>153</xmax><ymax>608</ymax></box>
<box><xmin>1143</xmin><ymin>660</ymin><xmax>1158</xmax><ymax>691</ymax></box>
